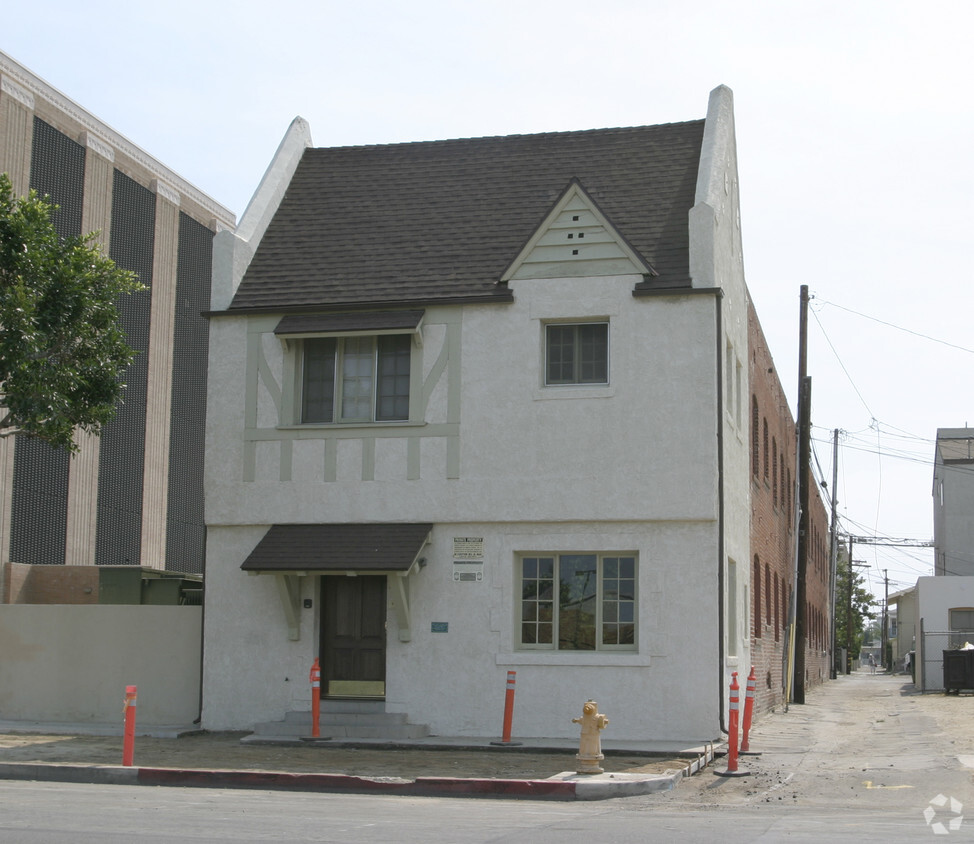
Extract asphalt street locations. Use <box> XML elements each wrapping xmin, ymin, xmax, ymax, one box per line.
<box><xmin>0</xmin><ymin>670</ymin><xmax>971</xmax><ymax>842</ymax></box>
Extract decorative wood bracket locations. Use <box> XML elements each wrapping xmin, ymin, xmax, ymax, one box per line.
<box><xmin>391</xmin><ymin>573</ymin><xmax>411</xmax><ymax>643</ymax></box>
<box><xmin>275</xmin><ymin>574</ymin><xmax>302</xmax><ymax>640</ymax></box>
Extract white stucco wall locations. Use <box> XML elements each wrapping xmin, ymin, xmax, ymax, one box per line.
<box><xmin>202</xmin><ymin>519</ymin><xmax>721</xmax><ymax>740</ymax></box>
<box><xmin>933</xmin><ymin>430</ymin><xmax>974</xmax><ymax>576</ymax></box>
<box><xmin>690</xmin><ymin>84</ymin><xmax>752</xmax><ymax>704</ymax></box>
<box><xmin>203</xmin><ymin>86</ymin><xmax>750</xmax><ymax>741</ymax></box>
<box><xmin>915</xmin><ymin>576</ymin><xmax>974</xmax><ymax>690</ymax></box>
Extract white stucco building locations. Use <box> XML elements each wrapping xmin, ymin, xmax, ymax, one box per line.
<box><xmin>890</xmin><ymin>428</ymin><xmax>974</xmax><ymax>691</ymax></box>
<box><xmin>201</xmin><ymin>86</ymin><xmax>753</xmax><ymax>742</ymax></box>
<box><xmin>933</xmin><ymin>428</ymin><xmax>974</xmax><ymax>577</ymax></box>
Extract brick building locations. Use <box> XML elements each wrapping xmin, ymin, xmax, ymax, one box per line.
<box><xmin>748</xmin><ymin>298</ymin><xmax>832</xmax><ymax>714</ymax></box>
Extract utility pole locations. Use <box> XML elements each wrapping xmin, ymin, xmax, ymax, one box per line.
<box><xmin>882</xmin><ymin>569</ymin><xmax>889</xmax><ymax>670</ymax></box>
<box><xmin>793</xmin><ymin>285</ymin><xmax>810</xmax><ymax>703</ymax></box>
<box><xmin>846</xmin><ymin>536</ymin><xmax>853</xmax><ymax>674</ymax></box>
<box><xmin>828</xmin><ymin>428</ymin><xmax>839</xmax><ymax>680</ymax></box>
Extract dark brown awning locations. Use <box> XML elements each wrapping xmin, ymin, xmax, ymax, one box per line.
<box><xmin>273</xmin><ymin>310</ymin><xmax>424</xmax><ymax>336</ymax></box>
<box><xmin>241</xmin><ymin>523</ymin><xmax>433</xmax><ymax>574</ymax></box>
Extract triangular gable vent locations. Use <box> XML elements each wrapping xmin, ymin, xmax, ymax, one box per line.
<box><xmin>501</xmin><ymin>181</ymin><xmax>654</xmax><ymax>282</ymax></box>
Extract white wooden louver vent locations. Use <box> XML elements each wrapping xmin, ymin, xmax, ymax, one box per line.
<box><xmin>501</xmin><ymin>181</ymin><xmax>652</xmax><ymax>281</ymax></box>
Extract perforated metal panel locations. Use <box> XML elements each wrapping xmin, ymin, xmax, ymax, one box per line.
<box><xmin>94</xmin><ymin>170</ymin><xmax>154</xmax><ymax>566</ymax></box>
<box><xmin>164</xmin><ymin>212</ymin><xmax>211</xmax><ymax>574</ymax></box>
<box><xmin>8</xmin><ymin>119</ymin><xmax>86</xmax><ymax>565</ymax></box>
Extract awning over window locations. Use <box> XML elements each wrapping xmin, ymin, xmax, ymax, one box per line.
<box><xmin>274</xmin><ymin>310</ymin><xmax>425</xmax><ymax>336</ymax></box>
<box><xmin>241</xmin><ymin>523</ymin><xmax>433</xmax><ymax>574</ymax></box>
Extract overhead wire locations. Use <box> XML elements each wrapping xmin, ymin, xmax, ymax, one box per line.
<box><xmin>815</xmin><ymin>299</ymin><xmax>974</xmax><ymax>356</ymax></box>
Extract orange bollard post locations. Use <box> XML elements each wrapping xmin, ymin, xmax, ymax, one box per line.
<box><xmin>740</xmin><ymin>666</ymin><xmax>758</xmax><ymax>754</ymax></box>
<box><xmin>309</xmin><ymin>658</ymin><xmax>321</xmax><ymax>738</ymax></box>
<box><xmin>715</xmin><ymin>672</ymin><xmax>749</xmax><ymax>777</ymax></box>
<box><xmin>122</xmin><ymin>685</ymin><xmax>137</xmax><ymax>767</ymax></box>
<box><xmin>490</xmin><ymin>670</ymin><xmax>522</xmax><ymax>746</ymax></box>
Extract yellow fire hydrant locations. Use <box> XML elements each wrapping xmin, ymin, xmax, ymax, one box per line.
<box><xmin>572</xmin><ymin>699</ymin><xmax>609</xmax><ymax>774</ymax></box>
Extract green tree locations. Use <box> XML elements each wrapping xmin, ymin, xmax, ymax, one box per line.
<box><xmin>835</xmin><ymin>547</ymin><xmax>877</xmax><ymax>662</ymax></box>
<box><xmin>0</xmin><ymin>173</ymin><xmax>142</xmax><ymax>452</ymax></box>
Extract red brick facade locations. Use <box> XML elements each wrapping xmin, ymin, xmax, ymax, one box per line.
<box><xmin>748</xmin><ymin>299</ymin><xmax>831</xmax><ymax>715</ymax></box>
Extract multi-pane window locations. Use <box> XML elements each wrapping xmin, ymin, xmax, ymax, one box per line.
<box><xmin>545</xmin><ymin>322</ymin><xmax>608</xmax><ymax>386</ymax></box>
<box><xmin>519</xmin><ymin>553</ymin><xmax>636</xmax><ymax>651</ymax></box>
<box><xmin>301</xmin><ymin>334</ymin><xmax>410</xmax><ymax>423</ymax></box>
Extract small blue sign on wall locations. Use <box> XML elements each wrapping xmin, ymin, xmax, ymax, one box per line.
<box><xmin>431</xmin><ymin>622</ymin><xmax>449</xmax><ymax>633</ymax></box>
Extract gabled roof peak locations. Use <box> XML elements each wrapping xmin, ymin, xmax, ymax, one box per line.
<box><xmin>501</xmin><ymin>179</ymin><xmax>655</xmax><ymax>282</ymax></box>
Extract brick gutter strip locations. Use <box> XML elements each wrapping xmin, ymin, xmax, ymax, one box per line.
<box><xmin>0</xmin><ymin>763</ymin><xmax>578</xmax><ymax>800</ymax></box>
<box><xmin>0</xmin><ymin>762</ymin><xmax>694</xmax><ymax>800</ymax></box>
<box><xmin>138</xmin><ymin>768</ymin><xmax>579</xmax><ymax>800</ymax></box>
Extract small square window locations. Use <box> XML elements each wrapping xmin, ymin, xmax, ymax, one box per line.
<box><xmin>545</xmin><ymin>322</ymin><xmax>608</xmax><ymax>386</ymax></box>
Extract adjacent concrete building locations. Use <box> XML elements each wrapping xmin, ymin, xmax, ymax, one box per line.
<box><xmin>0</xmin><ymin>50</ymin><xmax>234</xmax><ymax>601</ymax></box>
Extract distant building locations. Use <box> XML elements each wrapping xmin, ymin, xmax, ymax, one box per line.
<box><xmin>890</xmin><ymin>427</ymin><xmax>974</xmax><ymax>690</ymax></box>
<box><xmin>933</xmin><ymin>428</ymin><xmax>974</xmax><ymax>577</ymax></box>
<box><xmin>0</xmin><ymin>51</ymin><xmax>234</xmax><ymax>603</ymax></box>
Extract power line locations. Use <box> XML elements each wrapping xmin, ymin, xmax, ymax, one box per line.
<box><xmin>814</xmin><ymin>298</ymin><xmax>974</xmax><ymax>355</ymax></box>
<box><xmin>809</xmin><ymin>306</ymin><xmax>874</xmax><ymax>417</ymax></box>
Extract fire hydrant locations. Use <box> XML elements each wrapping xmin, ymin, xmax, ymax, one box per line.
<box><xmin>572</xmin><ymin>699</ymin><xmax>609</xmax><ymax>774</ymax></box>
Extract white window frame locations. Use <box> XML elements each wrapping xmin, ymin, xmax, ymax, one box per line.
<box><xmin>543</xmin><ymin>320</ymin><xmax>609</xmax><ymax>387</ymax></box>
<box><xmin>517</xmin><ymin>552</ymin><xmax>637</xmax><ymax>652</ymax></box>
<box><xmin>294</xmin><ymin>331</ymin><xmax>415</xmax><ymax>425</ymax></box>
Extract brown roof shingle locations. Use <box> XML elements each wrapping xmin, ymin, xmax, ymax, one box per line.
<box><xmin>240</xmin><ymin>523</ymin><xmax>433</xmax><ymax>572</ymax></box>
<box><xmin>230</xmin><ymin>121</ymin><xmax>705</xmax><ymax>313</ymax></box>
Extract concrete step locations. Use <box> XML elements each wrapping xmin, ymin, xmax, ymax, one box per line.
<box><xmin>252</xmin><ymin>708</ymin><xmax>430</xmax><ymax>740</ymax></box>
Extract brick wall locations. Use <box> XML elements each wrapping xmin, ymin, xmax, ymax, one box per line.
<box><xmin>748</xmin><ymin>298</ymin><xmax>832</xmax><ymax>715</ymax></box>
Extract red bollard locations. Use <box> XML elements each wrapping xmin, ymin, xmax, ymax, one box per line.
<box><xmin>309</xmin><ymin>658</ymin><xmax>321</xmax><ymax>738</ymax></box>
<box><xmin>122</xmin><ymin>685</ymin><xmax>137</xmax><ymax>767</ymax></box>
<box><xmin>740</xmin><ymin>667</ymin><xmax>757</xmax><ymax>754</ymax></box>
<box><xmin>490</xmin><ymin>670</ymin><xmax>522</xmax><ymax>746</ymax></box>
<box><xmin>715</xmin><ymin>672</ymin><xmax>749</xmax><ymax>777</ymax></box>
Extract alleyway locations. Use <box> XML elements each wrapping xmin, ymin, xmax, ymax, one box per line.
<box><xmin>651</xmin><ymin>669</ymin><xmax>973</xmax><ymax>837</ymax></box>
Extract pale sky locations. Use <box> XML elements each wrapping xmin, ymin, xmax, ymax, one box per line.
<box><xmin>4</xmin><ymin>0</ymin><xmax>973</xmax><ymax>599</ymax></box>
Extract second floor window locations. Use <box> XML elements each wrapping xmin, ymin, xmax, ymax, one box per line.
<box><xmin>302</xmin><ymin>334</ymin><xmax>411</xmax><ymax>423</ymax></box>
<box><xmin>545</xmin><ymin>322</ymin><xmax>609</xmax><ymax>386</ymax></box>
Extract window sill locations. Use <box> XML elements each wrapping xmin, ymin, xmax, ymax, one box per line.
<box><xmin>278</xmin><ymin>421</ymin><xmax>425</xmax><ymax>431</ymax></box>
<box><xmin>534</xmin><ymin>385</ymin><xmax>615</xmax><ymax>401</ymax></box>
<box><xmin>497</xmin><ymin>651</ymin><xmax>648</xmax><ymax>667</ymax></box>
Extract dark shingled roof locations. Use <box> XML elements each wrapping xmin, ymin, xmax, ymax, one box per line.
<box><xmin>229</xmin><ymin>121</ymin><xmax>705</xmax><ymax>312</ymax></box>
<box><xmin>241</xmin><ymin>523</ymin><xmax>433</xmax><ymax>572</ymax></box>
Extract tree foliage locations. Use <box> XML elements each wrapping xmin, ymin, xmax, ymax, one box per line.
<box><xmin>835</xmin><ymin>547</ymin><xmax>877</xmax><ymax>659</ymax></box>
<box><xmin>0</xmin><ymin>173</ymin><xmax>143</xmax><ymax>451</ymax></box>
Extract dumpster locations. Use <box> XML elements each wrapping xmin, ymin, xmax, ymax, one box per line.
<box><xmin>942</xmin><ymin>649</ymin><xmax>974</xmax><ymax>694</ymax></box>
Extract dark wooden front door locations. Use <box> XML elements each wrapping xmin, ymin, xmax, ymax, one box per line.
<box><xmin>320</xmin><ymin>576</ymin><xmax>386</xmax><ymax>697</ymax></box>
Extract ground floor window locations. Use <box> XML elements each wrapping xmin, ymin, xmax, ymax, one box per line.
<box><xmin>518</xmin><ymin>553</ymin><xmax>636</xmax><ymax>651</ymax></box>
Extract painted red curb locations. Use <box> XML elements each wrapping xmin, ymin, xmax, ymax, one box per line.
<box><xmin>413</xmin><ymin>776</ymin><xmax>576</xmax><ymax>798</ymax></box>
<box><xmin>136</xmin><ymin>768</ymin><xmax>577</xmax><ymax>800</ymax></box>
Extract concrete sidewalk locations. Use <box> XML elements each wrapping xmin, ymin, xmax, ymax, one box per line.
<box><xmin>0</xmin><ymin>720</ymin><xmax>716</xmax><ymax>801</ymax></box>
<box><xmin>5</xmin><ymin>671</ymin><xmax>923</xmax><ymax>801</ymax></box>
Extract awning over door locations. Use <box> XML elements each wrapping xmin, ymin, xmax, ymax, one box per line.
<box><xmin>241</xmin><ymin>523</ymin><xmax>433</xmax><ymax>641</ymax></box>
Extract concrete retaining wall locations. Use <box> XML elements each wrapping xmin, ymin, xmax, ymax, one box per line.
<box><xmin>0</xmin><ymin>605</ymin><xmax>201</xmax><ymax>724</ymax></box>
